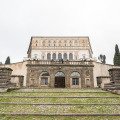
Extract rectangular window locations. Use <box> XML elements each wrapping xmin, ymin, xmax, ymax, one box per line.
<box><xmin>72</xmin><ymin>78</ymin><xmax>79</xmax><ymax>85</ymax></box>
<box><xmin>41</xmin><ymin>78</ymin><xmax>48</xmax><ymax>85</ymax></box>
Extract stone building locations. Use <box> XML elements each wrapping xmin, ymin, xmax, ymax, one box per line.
<box><xmin>26</xmin><ymin>36</ymin><xmax>94</xmax><ymax>88</ymax></box>
<box><xmin>27</xmin><ymin>36</ymin><xmax>93</xmax><ymax>60</ymax></box>
<box><xmin>1</xmin><ymin>36</ymin><xmax>120</xmax><ymax>88</ymax></box>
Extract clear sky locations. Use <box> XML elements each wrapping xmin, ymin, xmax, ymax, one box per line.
<box><xmin>0</xmin><ymin>0</ymin><xmax>120</xmax><ymax>64</ymax></box>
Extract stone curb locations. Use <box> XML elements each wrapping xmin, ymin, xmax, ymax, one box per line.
<box><xmin>0</xmin><ymin>102</ymin><xmax>120</xmax><ymax>106</ymax></box>
<box><xmin>13</xmin><ymin>92</ymin><xmax>108</xmax><ymax>93</ymax></box>
<box><xmin>0</xmin><ymin>113</ymin><xmax>120</xmax><ymax>116</ymax></box>
<box><xmin>0</xmin><ymin>96</ymin><xmax>119</xmax><ymax>98</ymax></box>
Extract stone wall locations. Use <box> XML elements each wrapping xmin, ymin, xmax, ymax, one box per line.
<box><xmin>10</xmin><ymin>75</ymin><xmax>24</xmax><ymax>87</ymax></box>
<box><xmin>26</xmin><ymin>60</ymin><xmax>94</xmax><ymax>88</ymax></box>
<box><xmin>93</xmin><ymin>62</ymin><xmax>120</xmax><ymax>87</ymax></box>
<box><xmin>0</xmin><ymin>61</ymin><xmax>28</xmax><ymax>87</ymax></box>
<box><xmin>109</xmin><ymin>68</ymin><xmax>120</xmax><ymax>84</ymax></box>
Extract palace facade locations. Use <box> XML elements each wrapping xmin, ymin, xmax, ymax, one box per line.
<box><xmin>26</xmin><ymin>36</ymin><xmax>93</xmax><ymax>88</ymax></box>
<box><xmin>1</xmin><ymin>36</ymin><xmax>119</xmax><ymax>88</ymax></box>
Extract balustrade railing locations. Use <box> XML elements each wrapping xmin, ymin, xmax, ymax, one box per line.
<box><xmin>27</xmin><ymin>59</ymin><xmax>93</xmax><ymax>66</ymax></box>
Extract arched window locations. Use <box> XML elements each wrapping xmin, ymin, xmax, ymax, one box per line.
<box><xmin>41</xmin><ymin>53</ymin><xmax>45</xmax><ymax>60</ymax></box>
<box><xmin>40</xmin><ymin>72</ymin><xmax>50</xmax><ymax>85</ymax></box>
<box><xmin>52</xmin><ymin>53</ymin><xmax>56</xmax><ymax>60</ymax></box>
<box><xmin>69</xmin><ymin>53</ymin><xmax>73</xmax><ymax>60</ymax></box>
<box><xmin>58</xmin><ymin>53</ymin><xmax>62</xmax><ymax>60</ymax></box>
<box><xmin>71</xmin><ymin>72</ymin><xmax>80</xmax><ymax>85</ymax></box>
<box><xmin>63</xmin><ymin>53</ymin><xmax>67</xmax><ymax>60</ymax></box>
<box><xmin>47</xmin><ymin>53</ymin><xmax>51</xmax><ymax>60</ymax></box>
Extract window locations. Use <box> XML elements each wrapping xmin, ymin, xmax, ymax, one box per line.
<box><xmin>40</xmin><ymin>72</ymin><xmax>49</xmax><ymax>85</ymax></box>
<box><xmin>72</xmin><ymin>78</ymin><xmax>79</xmax><ymax>85</ymax></box>
<box><xmin>34</xmin><ymin>54</ymin><xmax>38</xmax><ymax>59</ymax></box>
<box><xmin>69</xmin><ymin>53</ymin><xmax>73</xmax><ymax>60</ymax></box>
<box><xmin>58</xmin><ymin>53</ymin><xmax>62</xmax><ymax>60</ymax></box>
<box><xmin>82</xmin><ymin>54</ymin><xmax>86</xmax><ymax>59</ymax></box>
<box><xmin>47</xmin><ymin>53</ymin><xmax>51</xmax><ymax>60</ymax></box>
<box><xmin>41</xmin><ymin>78</ymin><xmax>48</xmax><ymax>85</ymax></box>
<box><xmin>63</xmin><ymin>53</ymin><xmax>67</xmax><ymax>60</ymax></box>
<box><xmin>52</xmin><ymin>53</ymin><xmax>56</xmax><ymax>60</ymax></box>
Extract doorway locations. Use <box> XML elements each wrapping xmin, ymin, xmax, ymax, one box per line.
<box><xmin>54</xmin><ymin>71</ymin><xmax>65</xmax><ymax>88</ymax></box>
<box><xmin>55</xmin><ymin>77</ymin><xmax>65</xmax><ymax>88</ymax></box>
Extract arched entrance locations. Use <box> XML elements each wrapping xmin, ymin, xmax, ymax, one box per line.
<box><xmin>54</xmin><ymin>72</ymin><xmax>65</xmax><ymax>88</ymax></box>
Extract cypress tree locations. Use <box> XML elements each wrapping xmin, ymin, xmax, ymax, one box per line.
<box><xmin>5</xmin><ymin>56</ymin><xmax>11</xmax><ymax>64</ymax></box>
<box><xmin>113</xmin><ymin>44</ymin><xmax>120</xmax><ymax>66</ymax></box>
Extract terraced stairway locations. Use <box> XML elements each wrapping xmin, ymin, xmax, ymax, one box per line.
<box><xmin>0</xmin><ymin>88</ymin><xmax>120</xmax><ymax>120</ymax></box>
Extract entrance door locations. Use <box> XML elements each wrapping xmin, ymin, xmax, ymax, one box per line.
<box><xmin>55</xmin><ymin>77</ymin><xmax>65</xmax><ymax>88</ymax></box>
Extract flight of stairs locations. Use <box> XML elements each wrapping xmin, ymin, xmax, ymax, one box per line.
<box><xmin>0</xmin><ymin>88</ymin><xmax>120</xmax><ymax>120</ymax></box>
<box><xmin>104</xmin><ymin>82</ymin><xmax>120</xmax><ymax>90</ymax></box>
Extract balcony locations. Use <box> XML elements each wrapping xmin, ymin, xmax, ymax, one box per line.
<box><xmin>26</xmin><ymin>59</ymin><xmax>94</xmax><ymax>66</ymax></box>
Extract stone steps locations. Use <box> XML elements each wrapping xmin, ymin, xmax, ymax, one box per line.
<box><xmin>0</xmin><ymin>102</ymin><xmax>120</xmax><ymax>105</ymax></box>
<box><xmin>0</xmin><ymin>88</ymin><xmax>120</xmax><ymax>119</ymax></box>
<box><xmin>0</xmin><ymin>113</ymin><xmax>120</xmax><ymax>116</ymax></box>
<box><xmin>104</xmin><ymin>83</ymin><xmax>120</xmax><ymax>90</ymax></box>
<box><xmin>0</xmin><ymin>104</ymin><xmax>119</xmax><ymax>114</ymax></box>
<box><xmin>0</xmin><ymin>96</ymin><xmax>119</xmax><ymax>98</ymax></box>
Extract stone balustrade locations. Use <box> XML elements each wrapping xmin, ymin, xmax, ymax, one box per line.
<box><xmin>26</xmin><ymin>59</ymin><xmax>93</xmax><ymax>66</ymax></box>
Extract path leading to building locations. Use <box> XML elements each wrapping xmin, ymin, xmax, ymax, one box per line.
<box><xmin>0</xmin><ymin>88</ymin><xmax>120</xmax><ymax>120</ymax></box>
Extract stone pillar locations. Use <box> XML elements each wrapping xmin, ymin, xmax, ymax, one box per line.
<box><xmin>50</xmin><ymin>73</ymin><xmax>55</xmax><ymax>88</ymax></box>
<box><xmin>65</xmin><ymin>74</ymin><xmax>70</xmax><ymax>88</ymax></box>
<box><xmin>109</xmin><ymin>68</ymin><xmax>120</xmax><ymax>84</ymax></box>
<box><xmin>0</xmin><ymin>67</ymin><xmax>13</xmax><ymax>88</ymax></box>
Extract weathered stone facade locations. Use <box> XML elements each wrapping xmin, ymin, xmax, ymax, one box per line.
<box><xmin>26</xmin><ymin>60</ymin><xmax>94</xmax><ymax>88</ymax></box>
<box><xmin>109</xmin><ymin>68</ymin><xmax>120</xmax><ymax>84</ymax></box>
<box><xmin>0</xmin><ymin>67</ymin><xmax>13</xmax><ymax>88</ymax></box>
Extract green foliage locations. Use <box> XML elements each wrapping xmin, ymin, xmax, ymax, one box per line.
<box><xmin>98</xmin><ymin>54</ymin><xmax>106</xmax><ymax>64</ymax></box>
<box><xmin>113</xmin><ymin>44</ymin><xmax>120</xmax><ymax>66</ymax></box>
<box><xmin>5</xmin><ymin>56</ymin><xmax>10</xmax><ymax>64</ymax></box>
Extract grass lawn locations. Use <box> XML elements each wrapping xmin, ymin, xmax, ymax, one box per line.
<box><xmin>0</xmin><ymin>88</ymin><xmax>120</xmax><ymax>119</ymax></box>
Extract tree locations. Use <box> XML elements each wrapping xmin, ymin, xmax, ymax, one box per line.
<box><xmin>98</xmin><ymin>54</ymin><xmax>106</xmax><ymax>64</ymax></box>
<box><xmin>113</xmin><ymin>44</ymin><xmax>120</xmax><ymax>66</ymax></box>
<box><xmin>5</xmin><ymin>56</ymin><xmax>10</xmax><ymax>64</ymax></box>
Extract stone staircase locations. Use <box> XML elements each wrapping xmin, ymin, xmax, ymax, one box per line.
<box><xmin>0</xmin><ymin>88</ymin><xmax>120</xmax><ymax>120</ymax></box>
<box><xmin>104</xmin><ymin>82</ymin><xmax>120</xmax><ymax>90</ymax></box>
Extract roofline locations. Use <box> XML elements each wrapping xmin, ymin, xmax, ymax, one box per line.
<box><xmin>31</xmin><ymin>36</ymin><xmax>90</xmax><ymax>38</ymax></box>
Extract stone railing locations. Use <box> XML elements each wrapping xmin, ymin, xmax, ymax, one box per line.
<box><xmin>27</xmin><ymin>60</ymin><xmax>93</xmax><ymax>66</ymax></box>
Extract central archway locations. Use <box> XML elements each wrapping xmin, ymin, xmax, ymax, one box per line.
<box><xmin>54</xmin><ymin>72</ymin><xmax>65</xmax><ymax>88</ymax></box>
